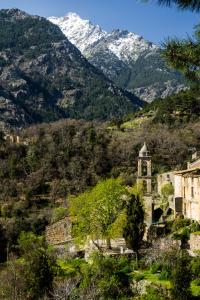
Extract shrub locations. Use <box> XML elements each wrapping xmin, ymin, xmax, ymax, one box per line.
<box><xmin>191</xmin><ymin>257</ymin><xmax>200</xmax><ymax>279</ymax></box>
<box><xmin>172</xmin><ymin>217</ymin><xmax>191</xmax><ymax>232</ymax></box>
<box><xmin>159</xmin><ymin>264</ymin><xmax>171</xmax><ymax>280</ymax></box>
<box><xmin>193</xmin><ymin>278</ymin><xmax>200</xmax><ymax>286</ymax></box>
<box><xmin>150</xmin><ymin>262</ymin><xmax>162</xmax><ymax>274</ymax></box>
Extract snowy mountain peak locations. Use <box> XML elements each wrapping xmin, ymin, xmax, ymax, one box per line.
<box><xmin>48</xmin><ymin>12</ymin><xmax>158</xmax><ymax>62</ymax></box>
<box><xmin>48</xmin><ymin>12</ymin><xmax>106</xmax><ymax>52</ymax></box>
<box><xmin>48</xmin><ymin>12</ymin><xmax>185</xmax><ymax>102</ymax></box>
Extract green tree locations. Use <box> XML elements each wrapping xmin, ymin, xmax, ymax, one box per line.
<box><xmin>18</xmin><ymin>232</ymin><xmax>57</xmax><ymax>300</ymax></box>
<box><xmin>123</xmin><ymin>194</ymin><xmax>145</xmax><ymax>262</ymax></box>
<box><xmin>73</xmin><ymin>252</ymin><xmax>133</xmax><ymax>299</ymax></box>
<box><xmin>171</xmin><ymin>250</ymin><xmax>192</xmax><ymax>300</ymax></box>
<box><xmin>162</xmin><ymin>25</ymin><xmax>200</xmax><ymax>85</ymax></box>
<box><xmin>69</xmin><ymin>178</ymin><xmax>128</xmax><ymax>249</ymax></box>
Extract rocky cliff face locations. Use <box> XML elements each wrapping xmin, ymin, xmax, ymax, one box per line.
<box><xmin>0</xmin><ymin>9</ymin><xmax>143</xmax><ymax>130</ymax></box>
<box><xmin>49</xmin><ymin>12</ymin><xmax>186</xmax><ymax>102</ymax></box>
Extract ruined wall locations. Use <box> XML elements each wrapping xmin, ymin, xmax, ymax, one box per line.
<box><xmin>46</xmin><ymin>217</ymin><xmax>72</xmax><ymax>245</ymax></box>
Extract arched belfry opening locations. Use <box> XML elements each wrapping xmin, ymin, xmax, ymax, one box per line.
<box><xmin>137</xmin><ymin>142</ymin><xmax>152</xmax><ymax>194</ymax></box>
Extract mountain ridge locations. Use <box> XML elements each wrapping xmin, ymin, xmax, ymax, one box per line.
<box><xmin>49</xmin><ymin>12</ymin><xmax>186</xmax><ymax>102</ymax></box>
<box><xmin>0</xmin><ymin>9</ymin><xmax>143</xmax><ymax>130</ymax></box>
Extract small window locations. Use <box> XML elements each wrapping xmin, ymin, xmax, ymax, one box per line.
<box><xmin>191</xmin><ymin>187</ymin><xmax>194</xmax><ymax>198</ymax></box>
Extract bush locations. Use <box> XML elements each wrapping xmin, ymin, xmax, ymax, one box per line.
<box><xmin>135</xmin><ymin>273</ymin><xmax>145</xmax><ymax>282</ymax></box>
<box><xmin>159</xmin><ymin>264</ymin><xmax>171</xmax><ymax>280</ymax></box>
<box><xmin>150</xmin><ymin>262</ymin><xmax>162</xmax><ymax>274</ymax></box>
<box><xmin>141</xmin><ymin>286</ymin><xmax>169</xmax><ymax>300</ymax></box>
<box><xmin>73</xmin><ymin>253</ymin><xmax>133</xmax><ymax>299</ymax></box>
<box><xmin>193</xmin><ymin>278</ymin><xmax>200</xmax><ymax>286</ymax></box>
<box><xmin>172</xmin><ymin>217</ymin><xmax>191</xmax><ymax>232</ymax></box>
<box><xmin>191</xmin><ymin>257</ymin><xmax>200</xmax><ymax>279</ymax></box>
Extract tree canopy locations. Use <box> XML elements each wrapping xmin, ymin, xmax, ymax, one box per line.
<box><xmin>69</xmin><ymin>178</ymin><xmax>128</xmax><ymax>249</ymax></box>
<box><xmin>162</xmin><ymin>25</ymin><xmax>200</xmax><ymax>85</ymax></box>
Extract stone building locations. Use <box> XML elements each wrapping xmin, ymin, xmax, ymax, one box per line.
<box><xmin>45</xmin><ymin>217</ymin><xmax>79</xmax><ymax>254</ymax></box>
<box><xmin>157</xmin><ymin>171</ymin><xmax>175</xmax><ymax>195</ymax></box>
<box><xmin>46</xmin><ymin>217</ymin><xmax>72</xmax><ymax>245</ymax></box>
<box><xmin>174</xmin><ymin>169</ymin><xmax>200</xmax><ymax>222</ymax></box>
<box><xmin>137</xmin><ymin>142</ymin><xmax>153</xmax><ymax>225</ymax></box>
<box><xmin>172</xmin><ymin>151</ymin><xmax>200</xmax><ymax>222</ymax></box>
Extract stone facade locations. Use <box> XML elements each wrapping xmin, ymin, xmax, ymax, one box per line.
<box><xmin>46</xmin><ymin>217</ymin><xmax>72</xmax><ymax>245</ymax></box>
<box><xmin>157</xmin><ymin>152</ymin><xmax>200</xmax><ymax>223</ymax></box>
<box><xmin>189</xmin><ymin>233</ymin><xmax>200</xmax><ymax>252</ymax></box>
<box><xmin>174</xmin><ymin>169</ymin><xmax>200</xmax><ymax>222</ymax></box>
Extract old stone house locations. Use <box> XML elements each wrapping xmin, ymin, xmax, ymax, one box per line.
<box><xmin>158</xmin><ymin>151</ymin><xmax>200</xmax><ymax>222</ymax></box>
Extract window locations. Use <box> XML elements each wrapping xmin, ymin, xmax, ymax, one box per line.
<box><xmin>191</xmin><ymin>187</ymin><xmax>194</xmax><ymax>198</ymax></box>
<box><xmin>142</xmin><ymin>160</ymin><xmax>148</xmax><ymax>176</ymax></box>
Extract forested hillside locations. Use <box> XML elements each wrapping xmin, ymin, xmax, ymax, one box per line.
<box><xmin>137</xmin><ymin>88</ymin><xmax>200</xmax><ymax>125</ymax></box>
<box><xmin>1</xmin><ymin>117</ymin><xmax>200</xmax><ymax>253</ymax></box>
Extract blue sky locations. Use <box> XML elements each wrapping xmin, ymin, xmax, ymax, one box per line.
<box><xmin>0</xmin><ymin>0</ymin><xmax>199</xmax><ymax>44</ymax></box>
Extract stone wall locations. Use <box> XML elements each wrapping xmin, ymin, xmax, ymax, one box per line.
<box><xmin>153</xmin><ymin>237</ymin><xmax>181</xmax><ymax>251</ymax></box>
<box><xmin>189</xmin><ymin>233</ymin><xmax>200</xmax><ymax>252</ymax></box>
<box><xmin>46</xmin><ymin>217</ymin><xmax>72</xmax><ymax>245</ymax></box>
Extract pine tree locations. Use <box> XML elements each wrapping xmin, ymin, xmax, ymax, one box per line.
<box><xmin>123</xmin><ymin>194</ymin><xmax>146</xmax><ymax>262</ymax></box>
<box><xmin>162</xmin><ymin>25</ymin><xmax>200</xmax><ymax>85</ymax></box>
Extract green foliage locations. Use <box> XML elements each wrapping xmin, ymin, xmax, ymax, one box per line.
<box><xmin>51</xmin><ymin>207</ymin><xmax>68</xmax><ymax>223</ymax></box>
<box><xmin>161</xmin><ymin>183</ymin><xmax>174</xmax><ymax>198</ymax></box>
<box><xmin>159</xmin><ymin>265</ymin><xmax>172</xmax><ymax>281</ymax></box>
<box><xmin>172</xmin><ymin>217</ymin><xmax>191</xmax><ymax>232</ymax></box>
<box><xmin>141</xmin><ymin>286</ymin><xmax>169</xmax><ymax>300</ymax></box>
<box><xmin>150</xmin><ymin>262</ymin><xmax>162</xmax><ymax>274</ymax></box>
<box><xmin>142</xmin><ymin>88</ymin><xmax>200</xmax><ymax>126</ymax></box>
<box><xmin>73</xmin><ymin>252</ymin><xmax>133</xmax><ymax>299</ymax></box>
<box><xmin>171</xmin><ymin>250</ymin><xmax>192</xmax><ymax>300</ymax></box>
<box><xmin>69</xmin><ymin>178</ymin><xmax>128</xmax><ymax>247</ymax></box>
<box><xmin>162</xmin><ymin>23</ymin><xmax>200</xmax><ymax>84</ymax></box>
<box><xmin>18</xmin><ymin>232</ymin><xmax>58</xmax><ymax>299</ymax></box>
<box><xmin>123</xmin><ymin>194</ymin><xmax>145</xmax><ymax>257</ymax></box>
<box><xmin>116</xmin><ymin>49</ymin><xmax>185</xmax><ymax>92</ymax></box>
<box><xmin>191</xmin><ymin>257</ymin><xmax>200</xmax><ymax>279</ymax></box>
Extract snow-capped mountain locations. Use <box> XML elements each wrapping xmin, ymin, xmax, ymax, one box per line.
<box><xmin>49</xmin><ymin>13</ymin><xmax>157</xmax><ymax>63</ymax></box>
<box><xmin>49</xmin><ymin>12</ymin><xmax>106</xmax><ymax>53</ymax></box>
<box><xmin>48</xmin><ymin>13</ymin><xmax>186</xmax><ymax>102</ymax></box>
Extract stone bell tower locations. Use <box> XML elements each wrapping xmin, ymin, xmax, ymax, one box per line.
<box><xmin>137</xmin><ymin>142</ymin><xmax>153</xmax><ymax>225</ymax></box>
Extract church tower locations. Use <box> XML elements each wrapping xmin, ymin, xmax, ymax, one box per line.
<box><xmin>137</xmin><ymin>142</ymin><xmax>152</xmax><ymax>194</ymax></box>
<box><xmin>137</xmin><ymin>142</ymin><xmax>153</xmax><ymax>226</ymax></box>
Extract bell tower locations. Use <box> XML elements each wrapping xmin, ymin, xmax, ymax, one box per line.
<box><xmin>137</xmin><ymin>142</ymin><xmax>153</xmax><ymax>225</ymax></box>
